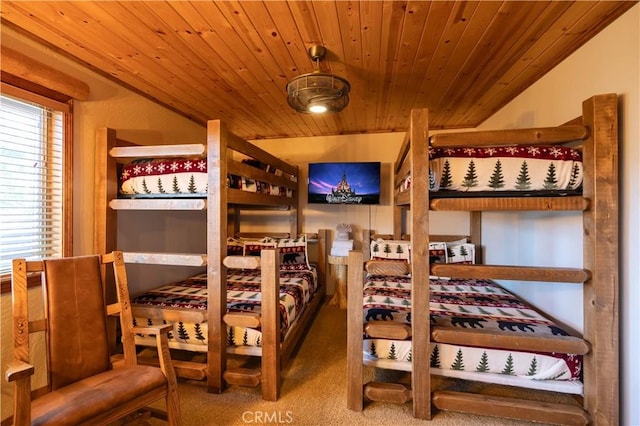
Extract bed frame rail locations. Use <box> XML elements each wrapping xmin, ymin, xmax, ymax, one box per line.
<box><xmin>429</xmin><ymin>124</ymin><xmax>588</xmax><ymax>148</ymax></box>
<box><xmin>432</xmin><ymin>391</ymin><xmax>589</xmax><ymax>425</ymax></box>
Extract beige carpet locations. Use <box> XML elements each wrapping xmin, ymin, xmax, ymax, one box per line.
<box><xmin>151</xmin><ymin>303</ymin><xmax>558</xmax><ymax>425</ymax></box>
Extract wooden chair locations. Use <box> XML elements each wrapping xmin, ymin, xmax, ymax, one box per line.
<box><xmin>5</xmin><ymin>251</ymin><xmax>181</xmax><ymax>425</ymax></box>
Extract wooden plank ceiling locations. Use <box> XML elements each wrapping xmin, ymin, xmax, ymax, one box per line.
<box><xmin>1</xmin><ymin>1</ymin><xmax>634</xmax><ymax>139</ymax></box>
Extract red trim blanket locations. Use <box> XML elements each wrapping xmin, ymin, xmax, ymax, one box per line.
<box><xmin>119</xmin><ymin>157</ymin><xmax>294</xmax><ymax>197</ymax></box>
<box><xmin>131</xmin><ymin>267</ymin><xmax>317</xmax><ymax>353</ymax></box>
<box><xmin>363</xmin><ymin>274</ymin><xmax>583</xmax><ymax>394</ymax></box>
<box><xmin>398</xmin><ymin>145</ymin><xmax>583</xmax><ymax>196</ymax></box>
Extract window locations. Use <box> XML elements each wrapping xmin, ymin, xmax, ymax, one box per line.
<box><xmin>0</xmin><ymin>91</ymin><xmax>72</xmax><ymax>287</ymax></box>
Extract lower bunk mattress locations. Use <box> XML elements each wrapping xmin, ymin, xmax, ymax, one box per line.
<box><xmin>362</xmin><ymin>274</ymin><xmax>583</xmax><ymax>395</ymax></box>
<box><xmin>131</xmin><ymin>267</ymin><xmax>318</xmax><ymax>356</ymax></box>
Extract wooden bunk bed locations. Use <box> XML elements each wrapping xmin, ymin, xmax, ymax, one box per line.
<box><xmin>347</xmin><ymin>93</ymin><xmax>618</xmax><ymax>424</ymax></box>
<box><xmin>94</xmin><ymin>120</ymin><xmax>328</xmax><ymax>401</ymax></box>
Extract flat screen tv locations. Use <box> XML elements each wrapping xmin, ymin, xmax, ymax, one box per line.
<box><xmin>308</xmin><ymin>162</ymin><xmax>381</xmax><ymax>205</ymax></box>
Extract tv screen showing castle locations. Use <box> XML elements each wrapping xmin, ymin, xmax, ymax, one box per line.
<box><xmin>308</xmin><ymin>162</ymin><xmax>381</xmax><ymax>205</ymax></box>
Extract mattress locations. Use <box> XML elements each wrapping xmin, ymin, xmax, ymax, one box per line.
<box><xmin>119</xmin><ymin>157</ymin><xmax>294</xmax><ymax>198</ymax></box>
<box><xmin>131</xmin><ymin>267</ymin><xmax>317</xmax><ymax>355</ymax></box>
<box><xmin>362</xmin><ymin>274</ymin><xmax>583</xmax><ymax>394</ymax></box>
<box><xmin>398</xmin><ymin>145</ymin><xmax>583</xmax><ymax>197</ymax></box>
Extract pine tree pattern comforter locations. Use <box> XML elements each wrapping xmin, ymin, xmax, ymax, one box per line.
<box><xmin>119</xmin><ymin>157</ymin><xmax>294</xmax><ymax>198</ymax></box>
<box><xmin>131</xmin><ymin>267</ymin><xmax>317</xmax><ymax>353</ymax></box>
<box><xmin>363</xmin><ymin>274</ymin><xmax>583</xmax><ymax>393</ymax></box>
<box><xmin>398</xmin><ymin>145</ymin><xmax>583</xmax><ymax>195</ymax></box>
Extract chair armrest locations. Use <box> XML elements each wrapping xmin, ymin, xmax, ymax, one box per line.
<box><xmin>132</xmin><ymin>323</ymin><xmax>173</xmax><ymax>336</ymax></box>
<box><xmin>6</xmin><ymin>360</ymin><xmax>34</xmax><ymax>383</ymax></box>
<box><xmin>131</xmin><ymin>324</ymin><xmax>179</xmax><ymax>388</ymax></box>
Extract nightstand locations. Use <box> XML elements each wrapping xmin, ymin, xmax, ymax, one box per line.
<box><xmin>328</xmin><ymin>255</ymin><xmax>348</xmax><ymax>309</ymax></box>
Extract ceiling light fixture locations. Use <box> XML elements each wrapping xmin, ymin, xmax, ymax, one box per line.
<box><xmin>286</xmin><ymin>45</ymin><xmax>350</xmax><ymax>114</ymax></box>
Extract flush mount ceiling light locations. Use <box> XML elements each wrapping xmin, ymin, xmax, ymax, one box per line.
<box><xmin>286</xmin><ymin>45</ymin><xmax>350</xmax><ymax>114</ymax></box>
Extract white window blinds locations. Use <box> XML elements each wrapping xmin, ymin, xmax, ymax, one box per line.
<box><xmin>0</xmin><ymin>94</ymin><xmax>64</xmax><ymax>275</ymax></box>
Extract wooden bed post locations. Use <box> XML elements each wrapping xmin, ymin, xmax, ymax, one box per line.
<box><xmin>316</xmin><ymin>229</ymin><xmax>328</xmax><ymax>296</ymax></box>
<box><xmin>294</xmin><ymin>172</ymin><xmax>301</xmax><ymax>237</ymax></box>
<box><xmin>228</xmin><ymin>206</ymin><xmax>240</xmax><ymax>238</ymax></box>
<box><xmin>361</xmin><ymin>229</ymin><xmax>373</xmax><ymax>261</ymax></box>
<box><xmin>581</xmin><ymin>93</ymin><xmax>618</xmax><ymax>424</ymax></box>
<box><xmin>393</xmin><ymin>206</ymin><xmax>403</xmax><ymax>240</ymax></box>
<box><xmin>94</xmin><ymin>127</ymin><xmax>119</xmax><ymax>352</ymax></box>
<box><xmin>260</xmin><ymin>248</ymin><xmax>281</xmax><ymax>401</ymax></box>
<box><xmin>207</xmin><ymin>119</ymin><xmax>228</xmax><ymax>394</ymax></box>
<box><xmin>346</xmin><ymin>250</ymin><xmax>365</xmax><ymax>411</ymax></box>
<box><xmin>94</xmin><ymin>127</ymin><xmax>118</xmax><ymax>258</ymax></box>
<box><xmin>409</xmin><ymin>108</ymin><xmax>431</xmax><ymax>420</ymax></box>
<box><xmin>470</xmin><ymin>211</ymin><xmax>482</xmax><ymax>264</ymax></box>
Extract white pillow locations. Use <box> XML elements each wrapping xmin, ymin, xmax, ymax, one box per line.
<box><xmin>370</xmin><ymin>238</ymin><xmax>411</xmax><ymax>263</ymax></box>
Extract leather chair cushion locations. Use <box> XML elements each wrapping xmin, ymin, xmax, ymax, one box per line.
<box><xmin>30</xmin><ymin>365</ymin><xmax>167</xmax><ymax>426</ymax></box>
<box><xmin>44</xmin><ymin>255</ymin><xmax>111</xmax><ymax>389</ymax></box>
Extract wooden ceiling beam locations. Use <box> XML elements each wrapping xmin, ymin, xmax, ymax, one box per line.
<box><xmin>1</xmin><ymin>46</ymin><xmax>89</xmax><ymax>101</ymax></box>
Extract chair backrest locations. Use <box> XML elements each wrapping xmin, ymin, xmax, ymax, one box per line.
<box><xmin>11</xmin><ymin>252</ymin><xmax>133</xmax><ymax>394</ymax></box>
<box><xmin>43</xmin><ymin>255</ymin><xmax>111</xmax><ymax>389</ymax></box>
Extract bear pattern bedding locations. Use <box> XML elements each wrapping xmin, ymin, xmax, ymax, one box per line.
<box><xmin>362</xmin><ymin>273</ymin><xmax>582</xmax><ymax>391</ymax></box>
<box><xmin>131</xmin><ymin>267</ymin><xmax>317</xmax><ymax>353</ymax></box>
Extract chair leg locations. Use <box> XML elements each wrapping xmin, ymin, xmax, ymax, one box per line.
<box><xmin>159</xmin><ymin>340</ymin><xmax>182</xmax><ymax>425</ymax></box>
<box><xmin>166</xmin><ymin>389</ymin><xmax>182</xmax><ymax>426</ymax></box>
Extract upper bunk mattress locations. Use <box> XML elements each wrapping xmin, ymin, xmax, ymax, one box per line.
<box><xmin>119</xmin><ymin>157</ymin><xmax>293</xmax><ymax>198</ymax></box>
<box><xmin>399</xmin><ymin>145</ymin><xmax>583</xmax><ymax>197</ymax></box>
